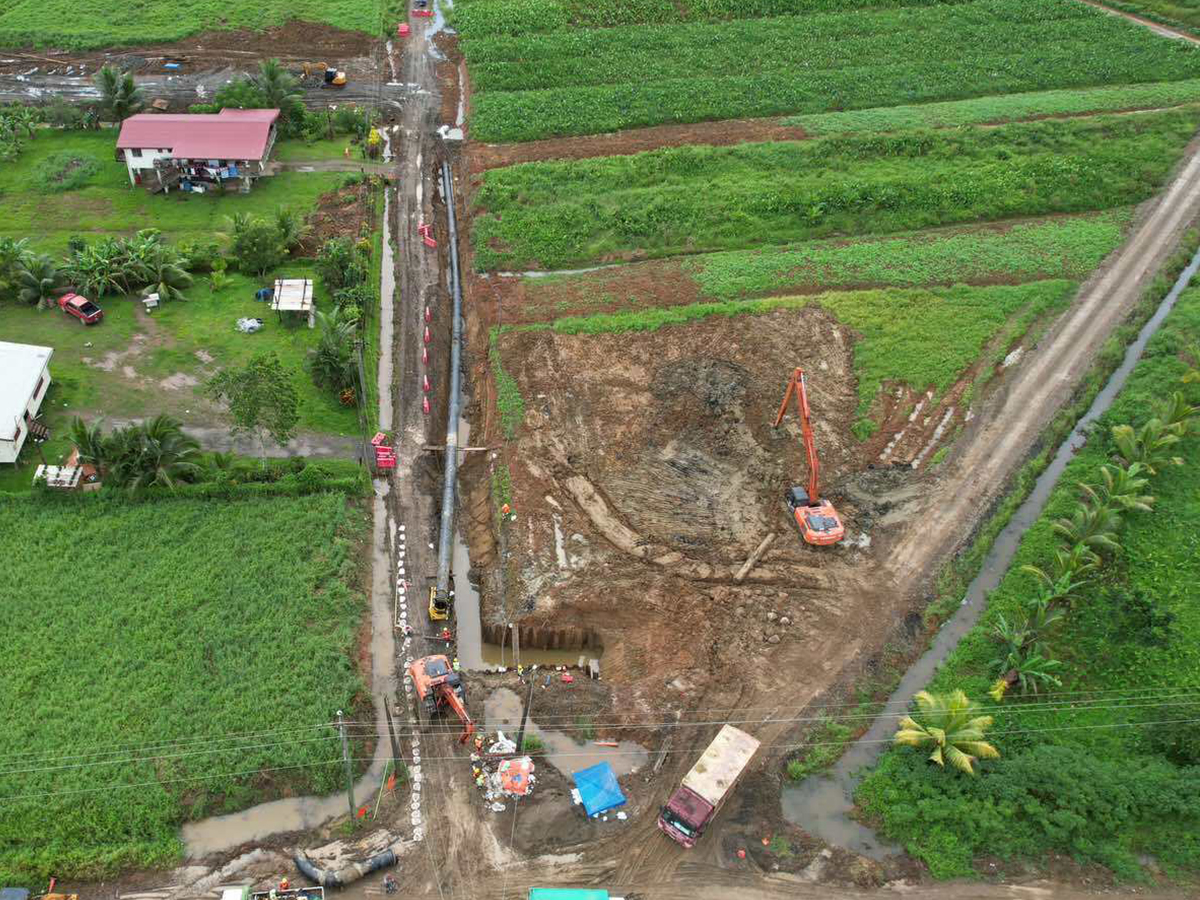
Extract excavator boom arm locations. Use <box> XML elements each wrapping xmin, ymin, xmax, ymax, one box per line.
<box><xmin>774</xmin><ymin>367</ymin><xmax>820</xmax><ymax>502</ymax></box>
<box><xmin>438</xmin><ymin>683</ymin><xmax>476</xmax><ymax>744</ymax></box>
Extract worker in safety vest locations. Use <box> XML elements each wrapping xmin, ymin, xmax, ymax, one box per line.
<box><xmin>452</xmin><ymin>657</ymin><xmax>460</xmax><ymax>672</ymax></box>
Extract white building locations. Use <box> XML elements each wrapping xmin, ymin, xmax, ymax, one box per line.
<box><xmin>0</xmin><ymin>341</ymin><xmax>53</xmax><ymax>465</ymax></box>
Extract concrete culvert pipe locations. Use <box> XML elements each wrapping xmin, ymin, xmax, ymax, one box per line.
<box><xmin>292</xmin><ymin>845</ymin><xmax>401</xmax><ymax>888</ymax></box>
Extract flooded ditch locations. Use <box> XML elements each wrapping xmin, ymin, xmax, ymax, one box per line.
<box><xmin>781</xmin><ymin>246</ymin><xmax>1200</xmax><ymax>858</ymax></box>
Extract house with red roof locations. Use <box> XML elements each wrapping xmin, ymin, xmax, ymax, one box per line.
<box><xmin>116</xmin><ymin>108</ymin><xmax>281</xmax><ymax>193</ymax></box>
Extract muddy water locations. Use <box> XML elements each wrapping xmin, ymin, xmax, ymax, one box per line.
<box><xmin>378</xmin><ymin>188</ymin><xmax>396</xmax><ymax>431</ymax></box>
<box><xmin>181</xmin><ymin>187</ymin><xmax>403</xmax><ymax>858</ymax></box>
<box><xmin>484</xmin><ymin>688</ymin><xmax>650</xmax><ymax>778</ymax></box>
<box><xmin>781</xmin><ymin>247</ymin><xmax>1200</xmax><ymax>858</ymax></box>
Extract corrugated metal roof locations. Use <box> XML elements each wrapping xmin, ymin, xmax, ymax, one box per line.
<box><xmin>0</xmin><ymin>341</ymin><xmax>52</xmax><ymax>440</ymax></box>
<box><xmin>116</xmin><ymin>108</ymin><xmax>280</xmax><ymax>160</ymax></box>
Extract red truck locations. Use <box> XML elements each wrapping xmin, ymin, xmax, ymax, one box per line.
<box><xmin>58</xmin><ymin>292</ymin><xmax>103</xmax><ymax>325</ymax></box>
<box><xmin>657</xmin><ymin>724</ymin><xmax>760</xmax><ymax>848</ymax></box>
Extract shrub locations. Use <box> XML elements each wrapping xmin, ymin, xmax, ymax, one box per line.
<box><xmin>316</xmin><ymin>237</ymin><xmax>367</xmax><ymax>291</ymax></box>
<box><xmin>33</xmin><ymin>151</ymin><xmax>100</xmax><ymax>192</ymax></box>
<box><xmin>177</xmin><ymin>238</ymin><xmax>223</xmax><ymax>273</ymax></box>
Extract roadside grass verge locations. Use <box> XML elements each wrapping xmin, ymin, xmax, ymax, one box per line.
<box><xmin>787</xmin><ymin>79</ymin><xmax>1200</xmax><ymax>135</ymax></box>
<box><xmin>462</xmin><ymin>0</ymin><xmax>1200</xmax><ymax>141</ymax></box>
<box><xmin>472</xmin><ymin>110</ymin><xmax>1197</xmax><ymax>270</ymax></box>
<box><xmin>0</xmin><ymin>0</ymin><xmax>378</xmax><ymax>49</ymax></box>
<box><xmin>0</xmin><ymin>492</ymin><xmax>369</xmax><ymax>883</ymax></box>
<box><xmin>855</xmin><ymin>287</ymin><xmax>1200</xmax><ymax>880</ymax></box>
<box><xmin>684</xmin><ymin>211</ymin><xmax>1129</xmax><ymax>300</ymax></box>
<box><xmin>498</xmin><ymin>280</ymin><xmax>1075</xmax><ymax>422</ymax></box>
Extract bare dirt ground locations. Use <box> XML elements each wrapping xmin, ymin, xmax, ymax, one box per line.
<box><xmin>467</xmin><ymin>118</ymin><xmax>809</xmax><ymax>172</ymax></box>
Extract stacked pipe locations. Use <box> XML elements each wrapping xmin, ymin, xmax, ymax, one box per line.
<box><xmin>435</xmin><ymin>161</ymin><xmax>464</xmax><ymax>603</ymax></box>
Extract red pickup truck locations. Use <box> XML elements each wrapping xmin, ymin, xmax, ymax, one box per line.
<box><xmin>58</xmin><ymin>292</ymin><xmax>103</xmax><ymax>325</ymax></box>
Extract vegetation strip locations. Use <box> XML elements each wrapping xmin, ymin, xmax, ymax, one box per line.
<box><xmin>856</xmin><ymin>286</ymin><xmax>1200</xmax><ymax>879</ymax></box>
<box><xmin>787</xmin><ymin>79</ymin><xmax>1200</xmax><ymax>134</ymax></box>
<box><xmin>473</xmin><ymin>110</ymin><xmax>1198</xmax><ymax>270</ymax></box>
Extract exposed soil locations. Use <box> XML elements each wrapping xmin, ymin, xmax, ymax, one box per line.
<box><xmin>300</xmin><ymin>179</ymin><xmax>375</xmax><ymax>256</ymax></box>
<box><xmin>0</xmin><ymin>21</ymin><xmax>376</xmax><ymax>76</ymax></box>
<box><xmin>467</xmin><ymin>117</ymin><xmax>809</xmax><ymax>172</ymax></box>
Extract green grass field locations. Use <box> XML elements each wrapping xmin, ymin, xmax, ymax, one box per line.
<box><xmin>472</xmin><ymin>110</ymin><xmax>1197</xmax><ymax>270</ymax></box>
<box><xmin>855</xmin><ymin>288</ymin><xmax>1200</xmax><ymax>879</ymax></box>
<box><xmin>462</xmin><ymin>0</ymin><xmax>1200</xmax><ymax>141</ymax></box>
<box><xmin>0</xmin><ymin>0</ymin><xmax>379</xmax><ymax>49</ymax></box>
<box><xmin>787</xmin><ymin>79</ymin><xmax>1200</xmax><ymax>135</ymax></box>
<box><xmin>0</xmin><ymin>132</ymin><xmax>343</xmax><ymax>255</ymax></box>
<box><xmin>0</xmin><ymin>492</ymin><xmax>369</xmax><ymax>883</ymax></box>
<box><xmin>1101</xmin><ymin>0</ymin><xmax>1200</xmax><ymax>35</ymax></box>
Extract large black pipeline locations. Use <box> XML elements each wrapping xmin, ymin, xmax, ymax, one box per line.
<box><xmin>435</xmin><ymin>161</ymin><xmax>464</xmax><ymax>600</ymax></box>
<box><xmin>292</xmin><ymin>846</ymin><xmax>400</xmax><ymax>888</ymax></box>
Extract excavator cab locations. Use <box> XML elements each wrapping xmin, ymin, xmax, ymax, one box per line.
<box><xmin>407</xmin><ymin>654</ymin><xmax>475</xmax><ymax>743</ymax></box>
<box><xmin>775</xmin><ymin>367</ymin><xmax>845</xmax><ymax>546</ymax></box>
<box><xmin>786</xmin><ymin>487</ymin><xmax>845</xmax><ymax>545</ymax></box>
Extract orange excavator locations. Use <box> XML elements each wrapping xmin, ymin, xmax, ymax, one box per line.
<box><xmin>773</xmin><ymin>367</ymin><xmax>845</xmax><ymax>546</ymax></box>
<box><xmin>408</xmin><ymin>654</ymin><xmax>475</xmax><ymax>744</ymax></box>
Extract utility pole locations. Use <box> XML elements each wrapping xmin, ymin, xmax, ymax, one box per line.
<box><xmin>515</xmin><ymin>677</ymin><xmax>535</xmax><ymax>755</ymax></box>
<box><xmin>384</xmin><ymin>698</ymin><xmax>402</xmax><ymax>769</ymax></box>
<box><xmin>337</xmin><ymin>709</ymin><xmax>356</xmax><ymax>819</ymax></box>
<box><xmin>511</xmin><ymin>623</ymin><xmax>521</xmax><ymax>671</ymax></box>
<box><xmin>354</xmin><ymin>338</ymin><xmax>369</xmax><ymax>466</ymax></box>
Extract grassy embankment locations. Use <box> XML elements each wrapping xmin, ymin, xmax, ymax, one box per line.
<box><xmin>856</xmin><ymin>288</ymin><xmax>1200</xmax><ymax>880</ymax></box>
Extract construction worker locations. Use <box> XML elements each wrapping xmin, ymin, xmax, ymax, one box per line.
<box><xmin>383</xmin><ymin>874</ymin><xmax>398</xmax><ymax>895</ymax></box>
<box><xmin>279</xmin><ymin>879</ymin><xmax>289</xmax><ymax>893</ymax></box>
<box><xmin>452</xmin><ymin>657</ymin><xmax>460</xmax><ymax>672</ymax></box>
<box><xmin>517</xmin><ymin>664</ymin><xmax>525</xmax><ymax>683</ymax></box>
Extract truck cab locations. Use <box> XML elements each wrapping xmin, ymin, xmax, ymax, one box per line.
<box><xmin>657</xmin><ymin>786</ymin><xmax>713</xmax><ymax>848</ymax></box>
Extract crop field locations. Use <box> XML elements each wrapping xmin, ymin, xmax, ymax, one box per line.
<box><xmin>856</xmin><ymin>288</ymin><xmax>1200</xmax><ymax>879</ymax></box>
<box><xmin>0</xmin><ymin>492</ymin><xmax>368</xmax><ymax>882</ymax></box>
<box><xmin>1103</xmin><ymin>0</ymin><xmax>1200</xmax><ymax>34</ymax></box>
<box><xmin>0</xmin><ymin>0</ymin><xmax>379</xmax><ymax>50</ymax></box>
<box><xmin>471</xmin><ymin>110</ymin><xmax>1198</xmax><ymax>270</ymax></box>
<box><xmin>459</xmin><ymin>0</ymin><xmax>1200</xmax><ymax>142</ymax></box>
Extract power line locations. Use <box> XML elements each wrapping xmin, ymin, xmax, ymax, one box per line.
<box><xmin>4</xmin><ymin>716</ymin><xmax>1198</xmax><ymax>805</ymax></box>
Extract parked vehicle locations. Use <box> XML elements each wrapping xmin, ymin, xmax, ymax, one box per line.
<box><xmin>58</xmin><ymin>292</ymin><xmax>103</xmax><ymax>325</ymax></box>
<box><xmin>658</xmin><ymin>725</ymin><xmax>760</xmax><ymax>848</ymax></box>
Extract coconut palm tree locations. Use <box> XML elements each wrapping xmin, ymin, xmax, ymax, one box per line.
<box><xmin>253</xmin><ymin>58</ymin><xmax>302</xmax><ymax>111</ymax></box>
<box><xmin>0</xmin><ymin>236</ymin><xmax>29</xmax><ymax>300</ymax></box>
<box><xmin>143</xmin><ymin>247</ymin><xmax>193</xmax><ymax>302</ymax></box>
<box><xmin>1157</xmin><ymin>391</ymin><xmax>1199</xmax><ymax>435</ymax></box>
<box><xmin>1083</xmin><ymin>463</ymin><xmax>1155</xmax><ymax>515</ymax></box>
<box><xmin>274</xmin><ymin>206</ymin><xmax>310</xmax><ymax>255</ymax></box>
<box><xmin>1053</xmin><ymin>499</ymin><xmax>1122</xmax><ymax>556</ymax></box>
<box><xmin>110</xmin><ymin>415</ymin><xmax>201</xmax><ymax>492</ymax></box>
<box><xmin>1182</xmin><ymin>341</ymin><xmax>1200</xmax><ymax>385</ymax></box>
<box><xmin>94</xmin><ymin>65</ymin><xmax>144</xmax><ymax>122</ymax></box>
<box><xmin>894</xmin><ymin>690</ymin><xmax>1000</xmax><ymax>775</ymax></box>
<box><xmin>1112</xmin><ymin>419</ymin><xmax>1183</xmax><ymax>474</ymax></box>
<box><xmin>16</xmin><ymin>253</ymin><xmax>61</xmax><ymax>308</ymax></box>
<box><xmin>70</xmin><ymin>417</ymin><xmax>108</xmax><ymax>469</ymax></box>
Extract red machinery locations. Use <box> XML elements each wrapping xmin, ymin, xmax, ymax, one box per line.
<box><xmin>408</xmin><ymin>655</ymin><xmax>475</xmax><ymax>744</ymax></box>
<box><xmin>372</xmin><ymin>432</ymin><xmax>396</xmax><ymax>471</ymax></box>
<box><xmin>773</xmin><ymin>367</ymin><xmax>845</xmax><ymax>545</ymax></box>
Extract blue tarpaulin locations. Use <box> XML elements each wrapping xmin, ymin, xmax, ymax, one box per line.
<box><xmin>572</xmin><ymin>762</ymin><xmax>626</xmax><ymax>817</ymax></box>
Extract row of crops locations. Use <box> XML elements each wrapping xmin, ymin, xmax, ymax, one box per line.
<box><xmin>459</xmin><ymin>0</ymin><xmax>1200</xmax><ymax>142</ymax></box>
<box><xmin>472</xmin><ymin>110</ymin><xmax>1200</xmax><ymax>270</ymax></box>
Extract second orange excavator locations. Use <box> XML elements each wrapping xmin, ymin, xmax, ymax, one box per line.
<box><xmin>408</xmin><ymin>655</ymin><xmax>476</xmax><ymax>744</ymax></box>
<box><xmin>773</xmin><ymin>367</ymin><xmax>845</xmax><ymax>546</ymax></box>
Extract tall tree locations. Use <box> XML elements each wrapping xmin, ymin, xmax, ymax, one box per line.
<box><xmin>894</xmin><ymin>690</ymin><xmax>1000</xmax><ymax>775</ymax></box>
<box><xmin>206</xmin><ymin>353</ymin><xmax>300</xmax><ymax>465</ymax></box>
<box><xmin>0</xmin><ymin>237</ymin><xmax>30</xmax><ymax>301</ymax></box>
<box><xmin>94</xmin><ymin>66</ymin><xmax>144</xmax><ymax>122</ymax></box>
<box><xmin>253</xmin><ymin>58</ymin><xmax>302</xmax><ymax>110</ymax></box>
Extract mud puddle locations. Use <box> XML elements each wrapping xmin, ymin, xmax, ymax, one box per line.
<box><xmin>781</xmin><ymin>245</ymin><xmax>1200</xmax><ymax>858</ymax></box>
<box><xmin>484</xmin><ymin>687</ymin><xmax>649</xmax><ymax>778</ymax></box>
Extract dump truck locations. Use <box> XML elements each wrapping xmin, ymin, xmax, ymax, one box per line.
<box><xmin>657</xmin><ymin>724</ymin><xmax>760</xmax><ymax>848</ymax></box>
